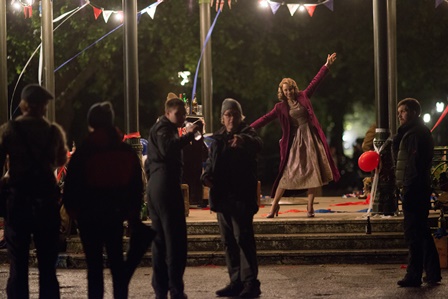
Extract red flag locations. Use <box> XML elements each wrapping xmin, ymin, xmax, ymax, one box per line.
<box><xmin>23</xmin><ymin>6</ymin><xmax>32</xmax><ymax>18</ymax></box>
<box><xmin>305</xmin><ymin>5</ymin><xmax>316</xmax><ymax>17</ymax></box>
<box><xmin>93</xmin><ymin>7</ymin><xmax>102</xmax><ymax>20</ymax></box>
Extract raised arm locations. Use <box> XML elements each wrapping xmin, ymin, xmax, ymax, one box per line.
<box><xmin>304</xmin><ymin>52</ymin><xmax>336</xmax><ymax>98</ymax></box>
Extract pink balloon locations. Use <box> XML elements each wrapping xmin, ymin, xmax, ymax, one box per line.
<box><xmin>358</xmin><ymin>151</ymin><xmax>380</xmax><ymax>172</ymax></box>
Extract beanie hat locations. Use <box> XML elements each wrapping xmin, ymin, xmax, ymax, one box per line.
<box><xmin>221</xmin><ymin>98</ymin><xmax>243</xmax><ymax>117</ymax></box>
<box><xmin>21</xmin><ymin>84</ymin><xmax>54</xmax><ymax>105</ymax></box>
<box><xmin>87</xmin><ymin>101</ymin><xmax>115</xmax><ymax>129</ymax></box>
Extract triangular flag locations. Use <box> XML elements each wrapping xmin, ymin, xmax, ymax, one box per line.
<box><xmin>228</xmin><ymin>0</ymin><xmax>231</xmax><ymax>9</ymax></box>
<box><xmin>287</xmin><ymin>4</ymin><xmax>299</xmax><ymax>16</ymax></box>
<box><xmin>220</xmin><ymin>0</ymin><xmax>224</xmax><ymax>11</ymax></box>
<box><xmin>102</xmin><ymin>10</ymin><xmax>113</xmax><ymax>23</ymax></box>
<box><xmin>305</xmin><ymin>5</ymin><xmax>316</xmax><ymax>17</ymax></box>
<box><xmin>435</xmin><ymin>0</ymin><xmax>444</xmax><ymax>8</ymax></box>
<box><xmin>269</xmin><ymin>2</ymin><xmax>281</xmax><ymax>14</ymax></box>
<box><xmin>324</xmin><ymin>0</ymin><xmax>334</xmax><ymax>11</ymax></box>
<box><xmin>93</xmin><ymin>7</ymin><xmax>102</xmax><ymax>20</ymax></box>
<box><xmin>147</xmin><ymin>6</ymin><xmax>157</xmax><ymax>19</ymax></box>
<box><xmin>23</xmin><ymin>6</ymin><xmax>32</xmax><ymax>18</ymax></box>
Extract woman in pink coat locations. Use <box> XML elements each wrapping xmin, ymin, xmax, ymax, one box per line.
<box><xmin>251</xmin><ymin>53</ymin><xmax>340</xmax><ymax>218</ymax></box>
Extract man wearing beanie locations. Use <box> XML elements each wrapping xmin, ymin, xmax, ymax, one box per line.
<box><xmin>0</xmin><ymin>84</ymin><xmax>68</xmax><ymax>298</ymax></box>
<box><xmin>202</xmin><ymin>98</ymin><xmax>263</xmax><ymax>298</ymax></box>
<box><xmin>144</xmin><ymin>94</ymin><xmax>200</xmax><ymax>299</ymax></box>
<box><xmin>64</xmin><ymin>101</ymin><xmax>154</xmax><ymax>298</ymax></box>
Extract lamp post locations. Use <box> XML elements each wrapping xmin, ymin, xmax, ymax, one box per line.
<box><xmin>41</xmin><ymin>0</ymin><xmax>55</xmax><ymax>122</ymax></box>
<box><xmin>371</xmin><ymin>0</ymin><xmax>397</xmax><ymax>215</ymax></box>
<box><xmin>199</xmin><ymin>0</ymin><xmax>213</xmax><ymax>132</ymax></box>
<box><xmin>123</xmin><ymin>0</ymin><xmax>141</xmax><ymax>156</ymax></box>
<box><xmin>1</xmin><ymin>0</ymin><xmax>8</xmax><ymax>123</ymax></box>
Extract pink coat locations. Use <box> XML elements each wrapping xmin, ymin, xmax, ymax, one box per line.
<box><xmin>250</xmin><ymin>65</ymin><xmax>340</xmax><ymax>197</ymax></box>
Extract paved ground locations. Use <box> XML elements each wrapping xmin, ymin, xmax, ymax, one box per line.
<box><xmin>0</xmin><ymin>196</ymin><xmax>445</xmax><ymax>298</ymax></box>
<box><xmin>0</xmin><ymin>264</ymin><xmax>446</xmax><ymax>298</ymax></box>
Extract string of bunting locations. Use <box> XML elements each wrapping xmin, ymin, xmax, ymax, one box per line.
<box><xmin>214</xmin><ymin>0</ymin><xmax>334</xmax><ymax>16</ymax></box>
<box><xmin>260</xmin><ymin>0</ymin><xmax>334</xmax><ymax>17</ymax></box>
<box><xmin>12</xmin><ymin>0</ymin><xmax>164</xmax><ymax>22</ymax></box>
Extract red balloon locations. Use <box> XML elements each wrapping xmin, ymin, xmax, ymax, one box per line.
<box><xmin>358</xmin><ymin>151</ymin><xmax>380</xmax><ymax>172</ymax></box>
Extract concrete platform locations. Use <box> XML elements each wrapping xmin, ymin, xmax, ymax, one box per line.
<box><xmin>182</xmin><ymin>196</ymin><xmax>416</xmax><ymax>223</ymax></box>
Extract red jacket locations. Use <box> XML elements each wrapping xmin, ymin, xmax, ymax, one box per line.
<box><xmin>251</xmin><ymin>65</ymin><xmax>340</xmax><ymax>197</ymax></box>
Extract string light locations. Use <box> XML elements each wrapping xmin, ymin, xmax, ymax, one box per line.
<box><xmin>258</xmin><ymin>0</ymin><xmax>269</xmax><ymax>8</ymax></box>
<box><xmin>114</xmin><ymin>11</ymin><xmax>123</xmax><ymax>22</ymax></box>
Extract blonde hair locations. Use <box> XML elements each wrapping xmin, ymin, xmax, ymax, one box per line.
<box><xmin>277</xmin><ymin>78</ymin><xmax>300</xmax><ymax>102</ymax></box>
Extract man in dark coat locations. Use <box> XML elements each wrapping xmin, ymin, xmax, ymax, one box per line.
<box><xmin>202</xmin><ymin>98</ymin><xmax>263</xmax><ymax>298</ymax></box>
<box><xmin>63</xmin><ymin>101</ymin><xmax>152</xmax><ymax>298</ymax></box>
<box><xmin>0</xmin><ymin>84</ymin><xmax>68</xmax><ymax>299</ymax></box>
<box><xmin>394</xmin><ymin>98</ymin><xmax>441</xmax><ymax>287</ymax></box>
<box><xmin>145</xmin><ymin>94</ymin><xmax>200</xmax><ymax>299</ymax></box>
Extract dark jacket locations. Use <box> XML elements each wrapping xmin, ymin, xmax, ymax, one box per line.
<box><xmin>144</xmin><ymin>116</ymin><xmax>195</xmax><ymax>186</ymax></box>
<box><xmin>63</xmin><ymin>127</ymin><xmax>143</xmax><ymax>220</ymax></box>
<box><xmin>250</xmin><ymin>66</ymin><xmax>340</xmax><ymax>197</ymax></box>
<box><xmin>393</xmin><ymin>118</ymin><xmax>433</xmax><ymax>209</ymax></box>
<box><xmin>0</xmin><ymin>116</ymin><xmax>67</xmax><ymax>192</ymax></box>
<box><xmin>201</xmin><ymin>122</ymin><xmax>262</xmax><ymax>214</ymax></box>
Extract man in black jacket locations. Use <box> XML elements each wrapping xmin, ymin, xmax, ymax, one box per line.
<box><xmin>0</xmin><ymin>84</ymin><xmax>67</xmax><ymax>299</ymax></box>
<box><xmin>145</xmin><ymin>95</ymin><xmax>200</xmax><ymax>299</ymax></box>
<box><xmin>394</xmin><ymin>98</ymin><xmax>441</xmax><ymax>287</ymax></box>
<box><xmin>202</xmin><ymin>98</ymin><xmax>263</xmax><ymax>298</ymax></box>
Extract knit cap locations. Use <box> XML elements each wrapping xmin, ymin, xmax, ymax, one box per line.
<box><xmin>221</xmin><ymin>98</ymin><xmax>243</xmax><ymax>117</ymax></box>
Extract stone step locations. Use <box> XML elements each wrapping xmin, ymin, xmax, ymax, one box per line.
<box><xmin>186</xmin><ymin>218</ymin><xmax>409</xmax><ymax>235</ymax></box>
<box><xmin>51</xmin><ymin>248</ymin><xmax>408</xmax><ymax>269</ymax></box>
<box><xmin>65</xmin><ymin>232</ymin><xmax>407</xmax><ymax>253</ymax></box>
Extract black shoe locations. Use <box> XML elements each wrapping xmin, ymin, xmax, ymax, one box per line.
<box><xmin>215</xmin><ymin>283</ymin><xmax>244</xmax><ymax>297</ymax></box>
<box><xmin>423</xmin><ymin>276</ymin><xmax>442</xmax><ymax>286</ymax></box>
<box><xmin>239</xmin><ymin>281</ymin><xmax>261</xmax><ymax>298</ymax></box>
<box><xmin>397</xmin><ymin>278</ymin><xmax>422</xmax><ymax>287</ymax></box>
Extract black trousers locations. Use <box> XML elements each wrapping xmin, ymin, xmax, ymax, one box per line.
<box><xmin>217</xmin><ymin>204</ymin><xmax>259</xmax><ymax>285</ymax></box>
<box><xmin>403</xmin><ymin>207</ymin><xmax>441</xmax><ymax>281</ymax></box>
<box><xmin>148</xmin><ymin>180</ymin><xmax>187</xmax><ymax>299</ymax></box>
<box><xmin>77</xmin><ymin>216</ymin><xmax>127</xmax><ymax>299</ymax></box>
<box><xmin>5</xmin><ymin>195</ymin><xmax>60</xmax><ymax>299</ymax></box>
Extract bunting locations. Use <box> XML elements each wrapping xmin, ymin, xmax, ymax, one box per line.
<box><xmin>11</xmin><ymin>0</ymin><xmax>165</xmax><ymax>23</ymax></box>
<box><xmin>268</xmin><ymin>2</ymin><xmax>280</xmax><ymax>14</ymax></box>
<box><xmin>93</xmin><ymin>7</ymin><xmax>102</xmax><ymax>20</ymax></box>
<box><xmin>23</xmin><ymin>5</ymin><xmax>32</xmax><ymax>18</ymax></box>
<box><xmin>324</xmin><ymin>0</ymin><xmax>334</xmax><ymax>11</ymax></box>
<box><xmin>305</xmin><ymin>5</ymin><xmax>316</xmax><ymax>17</ymax></box>
<box><xmin>287</xmin><ymin>4</ymin><xmax>299</xmax><ymax>16</ymax></box>
<box><xmin>212</xmin><ymin>0</ymin><xmax>234</xmax><ymax>10</ymax></box>
<box><xmin>260</xmin><ymin>0</ymin><xmax>334</xmax><ymax>17</ymax></box>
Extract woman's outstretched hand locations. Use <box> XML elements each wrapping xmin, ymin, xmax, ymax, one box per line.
<box><xmin>325</xmin><ymin>52</ymin><xmax>337</xmax><ymax>67</ymax></box>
